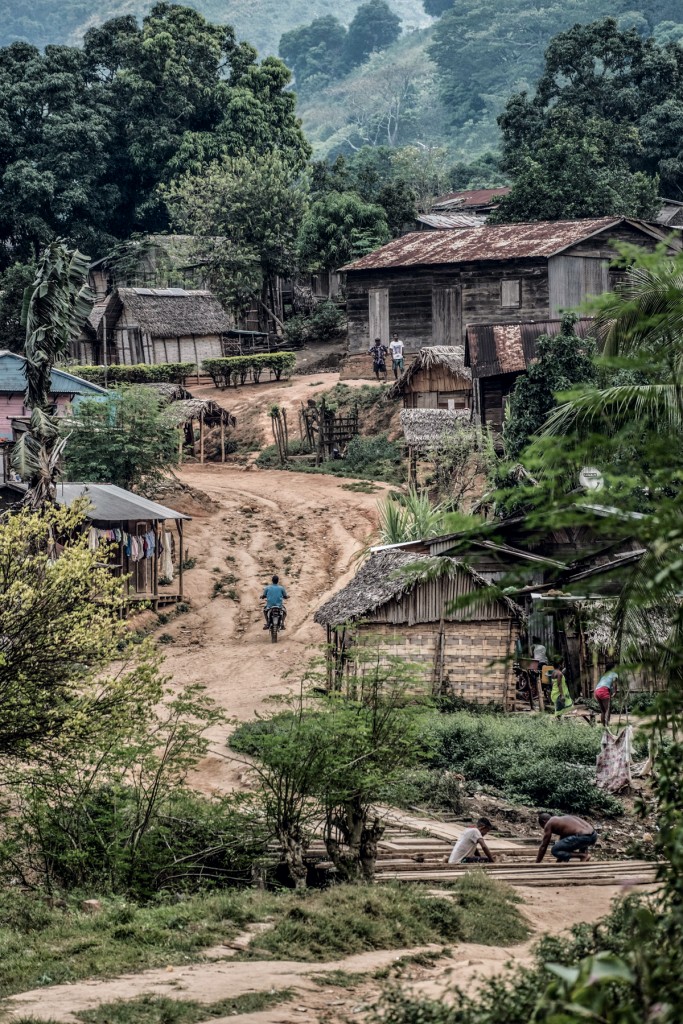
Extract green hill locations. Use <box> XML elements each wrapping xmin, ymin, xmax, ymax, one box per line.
<box><xmin>0</xmin><ymin>0</ymin><xmax>430</xmax><ymax>55</ymax></box>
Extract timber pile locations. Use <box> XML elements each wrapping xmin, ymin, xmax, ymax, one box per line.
<box><xmin>304</xmin><ymin>814</ymin><xmax>659</xmax><ymax>888</ymax></box>
<box><xmin>376</xmin><ymin>859</ymin><xmax>659</xmax><ymax>887</ymax></box>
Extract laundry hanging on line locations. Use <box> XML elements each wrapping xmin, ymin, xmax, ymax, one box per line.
<box><xmin>87</xmin><ymin>526</ymin><xmax>172</xmax><ymax>563</ymax></box>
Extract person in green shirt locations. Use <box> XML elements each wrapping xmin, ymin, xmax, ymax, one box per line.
<box><xmin>550</xmin><ymin>665</ymin><xmax>574</xmax><ymax>717</ymax></box>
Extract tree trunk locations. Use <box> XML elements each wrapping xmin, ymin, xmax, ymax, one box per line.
<box><xmin>280</xmin><ymin>831</ymin><xmax>308</xmax><ymax>889</ymax></box>
<box><xmin>360</xmin><ymin>816</ymin><xmax>384</xmax><ymax>882</ymax></box>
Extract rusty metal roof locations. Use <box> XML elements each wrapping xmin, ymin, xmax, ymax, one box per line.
<box><xmin>432</xmin><ymin>187</ymin><xmax>511</xmax><ymax>210</ymax></box>
<box><xmin>341</xmin><ymin>218</ymin><xmax>644</xmax><ymax>272</ymax></box>
<box><xmin>465</xmin><ymin>318</ymin><xmax>596</xmax><ymax>379</ymax></box>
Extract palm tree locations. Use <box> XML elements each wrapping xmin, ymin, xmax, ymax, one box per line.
<box><xmin>545</xmin><ymin>246</ymin><xmax>683</xmax><ymax>436</ymax></box>
<box><xmin>13</xmin><ymin>240</ymin><xmax>91</xmax><ymax>508</ymax></box>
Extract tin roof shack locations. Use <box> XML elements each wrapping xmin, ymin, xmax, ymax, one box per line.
<box><xmin>465</xmin><ymin>317</ymin><xmax>595</xmax><ymax>428</ymax></box>
<box><xmin>314</xmin><ymin>549</ymin><xmax>523</xmax><ymax>708</ymax></box>
<box><xmin>389</xmin><ymin>346</ymin><xmax>472</xmax><ymax>410</ymax></box>
<box><xmin>54</xmin><ymin>482</ymin><xmax>190</xmax><ymax>609</ymax></box>
<box><xmin>79</xmin><ymin>287</ymin><xmax>234</xmax><ymax>367</ymax></box>
<box><xmin>341</xmin><ymin>217</ymin><xmax>670</xmax><ymax>361</ymax></box>
<box><xmin>0</xmin><ymin>351</ymin><xmax>107</xmax><ymax>482</ymax></box>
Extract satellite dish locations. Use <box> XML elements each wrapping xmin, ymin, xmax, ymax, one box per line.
<box><xmin>579</xmin><ymin>466</ymin><xmax>604</xmax><ymax>492</ymax></box>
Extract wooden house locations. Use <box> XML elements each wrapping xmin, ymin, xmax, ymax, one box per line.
<box><xmin>388</xmin><ymin>346</ymin><xmax>472</xmax><ymax>410</ymax></box>
<box><xmin>314</xmin><ymin>549</ymin><xmax>523</xmax><ymax>708</ymax></box>
<box><xmin>54</xmin><ymin>482</ymin><xmax>190</xmax><ymax>608</ymax></box>
<box><xmin>341</xmin><ymin>218</ymin><xmax>671</xmax><ymax>377</ymax></box>
<box><xmin>78</xmin><ymin>287</ymin><xmax>234</xmax><ymax>366</ymax></box>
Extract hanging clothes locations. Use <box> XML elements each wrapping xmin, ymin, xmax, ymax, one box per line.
<box><xmin>160</xmin><ymin>530</ymin><xmax>174</xmax><ymax>581</ymax></box>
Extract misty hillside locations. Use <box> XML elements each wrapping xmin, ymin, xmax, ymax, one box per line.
<box><xmin>0</xmin><ymin>0</ymin><xmax>430</xmax><ymax>55</ymax></box>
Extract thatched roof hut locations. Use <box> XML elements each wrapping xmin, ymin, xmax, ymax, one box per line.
<box><xmin>315</xmin><ymin>550</ymin><xmax>521</xmax><ymax>628</ymax></box>
<box><xmin>315</xmin><ymin>550</ymin><xmax>522</xmax><ymax>706</ymax></box>
<box><xmin>140</xmin><ymin>382</ymin><xmax>193</xmax><ymax>404</ymax></box>
<box><xmin>115</xmin><ymin>288</ymin><xmax>233</xmax><ymax>338</ymax></box>
<box><xmin>388</xmin><ymin>347</ymin><xmax>472</xmax><ymax>414</ymax></box>
<box><xmin>164</xmin><ymin>399</ymin><xmax>236</xmax><ymax>464</ymax></box>
<box><xmin>389</xmin><ymin>346</ymin><xmax>469</xmax><ymax>398</ymax></box>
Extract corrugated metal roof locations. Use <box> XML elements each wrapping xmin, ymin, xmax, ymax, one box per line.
<box><xmin>465</xmin><ymin>318</ymin><xmax>596</xmax><ymax>379</ymax></box>
<box><xmin>432</xmin><ymin>187</ymin><xmax>511</xmax><ymax>210</ymax></box>
<box><xmin>341</xmin><ymin>218</ymin><xmax>648</xmax><ymax>272</ymax></box>
<box><xmin>416</xmin><ymin>213</ymin><xmax>485</xmax><ymax>229</ymax></box>
<box><xmin>0</xmin><ymin>351</ymin><xmax>108</xmax><ymax>395</ymax></box>
<box><xmin>54</xmin><ymin>482</ymin><xmax>189</xmax><ymax>522</ymax></box>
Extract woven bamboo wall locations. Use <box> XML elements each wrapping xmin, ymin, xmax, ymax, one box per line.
<box><xmin>355</xmin><ymin>620</ymin><xmax>518</xmax><ymax>709</ymax></box>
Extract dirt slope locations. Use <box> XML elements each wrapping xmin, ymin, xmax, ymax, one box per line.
<box><xmin>159</xmin><ymin>461</ymin><xmax>390</xmax><ymax>792</ymax></box>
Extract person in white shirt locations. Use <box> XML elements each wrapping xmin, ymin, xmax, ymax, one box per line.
<box><xmin>447</xmin><ymin>817</ymin><xmax>495</xmax><ymax>864</ymax></box>
<box><xmin>389</xmin><ymin>333</ymin><xmax>405</xmax><ymax>379</ymax></box>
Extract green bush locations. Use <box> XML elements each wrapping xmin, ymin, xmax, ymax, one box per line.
<box><xmin>283</xmin><ymin>302</ymin><xmax>345</xmax><ymax>346</ymax></box>
<box><xmin>70</xmin><ymin>363</ymin><xmax>197</xmax><ymax>385</ymax></box>
<box><xmin>424</xmin><ymin>712</ymin><xmax>624</xmax><ymax>816</ymax></box>
<box><xmin>202</xmin><ymin>352</ymin><xmax>296</xmax><ymax>388</ymax></box>
<box><xmin>1</xmin><ymin>786</ymin><xmax>265</xmax><ymax>900</ymax></box>
<box><xmin>255</xmin><ymin>432</ymin><xmax>404</xmax><ymax>484</ymax></box>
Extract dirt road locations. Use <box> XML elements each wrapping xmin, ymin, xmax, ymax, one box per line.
<box><xmin>160</xmin><ymin>460</ymin><xmax>390</xmax><ymax>792</ymax></box>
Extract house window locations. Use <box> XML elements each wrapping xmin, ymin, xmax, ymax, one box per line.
<box><xmin>501</xmin><ymin>278</ymin><xmax>521</xmax><ymax>308</ymax></box>
<box><xmin>437</xmin><ymin>391</ymin><xmax>470</xmax><ymax>411</ymax></box>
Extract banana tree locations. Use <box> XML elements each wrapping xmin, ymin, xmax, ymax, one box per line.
<box><xmin>13</xmin><ymin>240</ymin><xmax>91</xmax><ymax>507</ymax></box>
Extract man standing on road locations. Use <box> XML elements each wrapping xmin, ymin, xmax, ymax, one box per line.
<box><xmin>262</xmin><ymin>574</ymin><xmax>288</xmax><ymax>630</ymax></box>
<box><xmin>368</xmin><ymin>338</ymin><xmax>388</xmax><ymax>382</ymax></box>
<box><xmin>389</xmin><ymin>332</ymin><xmax>405</xmax><ymax>379</ymax></box>
<box><xmin>447</xmin><ymin>817</ymin><xmax>496</xmax><ymax>864</ymax></box>
<box><xmin>536</xmin><ymin>812</ymin><xmax>598</xmax><ymax>863</ymax></box>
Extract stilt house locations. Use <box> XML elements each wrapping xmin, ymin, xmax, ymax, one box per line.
<box><xmin>314</xmin><ymin>550</ymin><xmax>523</xmax><ymax>708</ymax></box>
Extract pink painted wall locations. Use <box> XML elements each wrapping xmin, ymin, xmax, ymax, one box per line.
<box><xmin>0</xmin><ymin>394</ymin><xmax>74</xmax><ymax>440</ymax></box>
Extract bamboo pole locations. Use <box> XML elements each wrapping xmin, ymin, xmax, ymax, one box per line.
<box><xmin>178</xmin><ymin>520</ymin><xmax>184</xmax><ymax>600</ymax></box>
<box><xmin>199</xmin><ymin>408</ymin><xmax>205</xmax><ymax>464</ymax></box>
<box><xmin>221</xmin><ymin>416</ymin><xmax>226</xmax><ymax>463</ymax></box>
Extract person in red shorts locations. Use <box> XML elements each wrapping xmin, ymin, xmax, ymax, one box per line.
<box><xmin>594</xmin><ymin>662</ymin><xmax>619</xmax><ymax>726</ymax></box>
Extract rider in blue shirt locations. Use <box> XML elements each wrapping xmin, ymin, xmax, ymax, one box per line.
<box><xmin>262</xmin><ymin>574</ymin><xmax>288</xmax><ymax>630</ymax></box>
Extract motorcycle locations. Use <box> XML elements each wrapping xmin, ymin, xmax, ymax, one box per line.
<box><xmin>267</xmin><ymin>605</ymin><xmax>284</xmax><ymax>643</ymax></box>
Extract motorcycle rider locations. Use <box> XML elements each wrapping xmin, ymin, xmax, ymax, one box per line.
<box><xmin>262</xmin><ymin>574</ymin><xmax>288</xmax><ymax>630</ymax></box>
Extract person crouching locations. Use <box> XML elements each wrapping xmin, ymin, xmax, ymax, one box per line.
<box><xmin>447</xmin><ymin>817</ymin><xmax>495</xmax><ymax>864</ymax></box>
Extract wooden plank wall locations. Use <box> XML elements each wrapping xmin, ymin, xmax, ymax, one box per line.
<box><xmin>480</xmin><ymin>372</ymin><xmax>521</xmax><ymax>427</ymax></box>
<box><xmin>364</xmin><ymin>570</ymin><xmax>514</xmax><ymax>626</ymax></box>
<box><xmin>356</xmin><ymin>620</ymin><xmax>517</xmax><ymax>708</ymax></box>
<box><xmin>548</xmin><ymin>256</ymin><xmax>610</xmax><ymax>315</ymax></box>
<box><xmin>461</xmin><ymin>260</ymin><xmax>549</xmax><ymax>326</ymax></box>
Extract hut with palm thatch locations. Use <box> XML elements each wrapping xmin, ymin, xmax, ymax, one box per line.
<box><xmin>164</xmin><ymin>399</ymin><xmax>236</xmax><ymax>463</ymax></box>
<box><xmin>314</xmin><ymin>549</ymin><xmax>523</xmax><ymax>707</ymax></box>
<box><xmin>388</xmin><ymin>346</ymin><xmax>472</xmax><ymax>411</ymax></box>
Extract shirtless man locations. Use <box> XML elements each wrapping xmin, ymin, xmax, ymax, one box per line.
<box><xmin>536</xmin><ymin>812</ymin><xmax>598</xmax><ymax>864</ymax></box>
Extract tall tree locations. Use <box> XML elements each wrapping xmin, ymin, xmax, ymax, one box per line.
<box><xmin>297</xmin><ymin>191</ymin><xmax>390</xmax><ymax>270</ymax></box>
<box><xmin>494</xmin><ymin>18</ymin><xmax>683</xmax><ymax>219</ymax></box>
<box><xmin>165</xmin><ymin>152</ymin><xmax>308</xmax><ymax>327</ymax></box>
<box><xmin>13</xmin><ymin>241</ymin><xmax>91</xmax><ymax>508</ymax></box>
<box><xmin>345</xmin><ymin>0</ymin><xmax>402</xmax><ymax>68</ymax></box>
<box><xmin>279</xmin><ymin>16</ymin><xmax>348</xmax><ymax>93</ymax></box>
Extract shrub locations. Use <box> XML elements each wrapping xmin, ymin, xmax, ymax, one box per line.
<box><xmin>423</xmin><ymin>711</ymin><xmax>624</xmax><ymax>816</ymax></box>
<box><xmin>202</xmin><ymin>352</ymin><xmax>296</xmax><ymax>388</ymax></box>
<box><xmin>70</xmin><ymin>363</ymin><xmax>197</xmax><ymax>386</ymax></box>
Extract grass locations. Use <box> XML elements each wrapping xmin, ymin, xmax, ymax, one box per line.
<box><xmin>0</xmin><ymin>880</ymin><xmax>527</xmax><ymax>998</ymax></box>
<box><xmin>310</xmin><ymin>969</ymin><xmax>369</xmax><ymax>987</ymax></box>
<box><xmin>72</xmin><ymin>990</ymin><xmax>294</xmax><ymax>1024</ymax></box>
<box><xmin>341</xmin><ymin>480</ymin><xmax>381</xmax><ymax>493</ymax></box>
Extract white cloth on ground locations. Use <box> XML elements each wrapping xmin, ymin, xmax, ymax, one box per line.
<box><xmin>448</xmin><ymin>827</ymin><xmax>482</xmax><ymax>864</ymax></box>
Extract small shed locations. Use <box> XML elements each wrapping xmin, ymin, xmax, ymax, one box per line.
<box><xmin>314</xmin><ymin>549</ymin><xmax>523</xmax><ymax>708</ymax></box>
<box><xmin>54</xmin><ymin>482</ymin><xmax>190</xmax><ymax>608</ymax></box>
<box><xmin>164</xmin><ymin>399</ymin><xmax>237</xmax><ymax>464</ymax></box>
<box><xmin>389</xmin><ymin>346</ymin><xmax>472</xmax><ymax>410</ymax></box>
